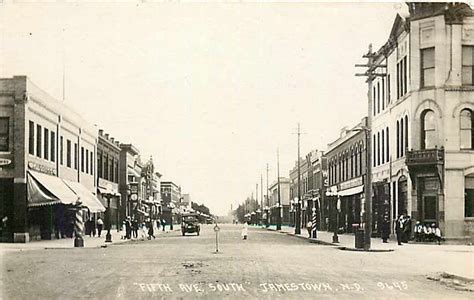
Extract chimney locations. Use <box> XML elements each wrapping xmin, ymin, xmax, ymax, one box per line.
<box><xmin>105</xmin><ymin>133</ymin><xmax>109</xmax><ymax>140</ymax></box>
<box><xmin>111</xmin><ymin>137</ymin><xmax>115</xmax><ymax>143</ymax></box>
<box><xmin>99</xmin><ymin>129</ymin><xmax>104</xmax><ymax>136</ymax></box>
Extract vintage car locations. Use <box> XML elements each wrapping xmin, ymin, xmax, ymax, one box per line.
<box><xmin>181</xmin><ymin>214</ymin><xmax>200</xmax><ymax>236</ymax></box>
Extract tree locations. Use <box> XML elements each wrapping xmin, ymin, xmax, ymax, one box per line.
<box><xmin>191</xmin><ymin>202</ymin><xmax>211</xmax><ymax>216</ymax></box>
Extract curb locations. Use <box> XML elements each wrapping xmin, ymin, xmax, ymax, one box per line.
<box><xmin>266</xmin><ymin>228</ymin><xmax>395</xmax><ymax>251</ymax></box>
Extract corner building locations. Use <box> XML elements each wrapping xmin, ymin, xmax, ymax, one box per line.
<box><xmin>0</xmin><ymin>76</ymin><xmax>104</xmax><ymax>243</ymax></box>
<box><xmin>369</xmin><ymin>3</ymin><xmax>474</xmax><ymax>242</ymax></box>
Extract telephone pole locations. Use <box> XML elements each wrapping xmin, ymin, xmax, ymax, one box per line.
<box><xmin>266</xmin><ymin>163</ymin><xmax>269</xmax><ymax>207</ymax></box>
<box><xmin>294</xmin><ymin>123</ymin><xmax>302</xmax><ymax>235</ymax></box>
<box><xmin>355</xmin><ymin>43</ymin><xmax>386</xmax><ymax>251</ymax></box>
<box><xmin>277</xmin><ymin>147</ymin><xmax>282</xmax><ymax>230</ymax></box>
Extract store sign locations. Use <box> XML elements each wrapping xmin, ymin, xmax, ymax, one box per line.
<box><xmin>28</xmin><ymin>162</ymin><xmax>56</xmax><ymax>176</ymax></box>
<box><xmin>0</xmin><ymin>158</ymin><xmax>11</xmax><ymax>166</ymax></box>
<box><xmin>339</xmin><ymin>177</ymin><xmax>363</xmax><ymax>191</ymax></box>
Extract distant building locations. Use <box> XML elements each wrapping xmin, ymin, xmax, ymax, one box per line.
<box><xmin>268</xmin><ymin>178</ymin><xmax>290</xmax><ymax>225</ymax></box>
<box><xmin>160</xmin><ymin>181</ymin><xmax>181</xmax><ymax>224</ymax></box>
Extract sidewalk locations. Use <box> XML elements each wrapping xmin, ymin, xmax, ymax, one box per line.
<box><xmin>0</xmin><ymin>227</ymin><xmax>179</xmax><ymax>252</ymax></box>
<box><xmin>263</xmin><ymin>225</ymin><xmax>474</xmax><ymax>280</ymax></box>
<box><xmin>265</xmin><ymin>225</ymin><xmax>395</xmax><ymax>252</ymax></box>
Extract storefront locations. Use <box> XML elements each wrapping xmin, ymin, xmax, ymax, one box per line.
<box><xmin>97</xmin><ymin>178</ymin><xmax>120</xmax><ymax>230</ymax></box>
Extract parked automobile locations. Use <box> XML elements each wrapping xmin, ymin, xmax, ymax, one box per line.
<box><xmin>181</xmin><ymin>214</ymin><xmax>200</xmax><ymax>236</ymax></box>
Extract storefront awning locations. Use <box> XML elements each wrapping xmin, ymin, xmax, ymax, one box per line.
<box><xmin>27</xmin><ymin>171</ymin><xmax>79</xmax><ymax>207</ymax></box>
<box><xmin>63</xmin><ymin>180</ymin><xmax>106</xmax><ymax>213</ymax></box>
<box><xmin>127</xmin><ymin>166</ymin><xmax>141</xmax><ymax>178</ymax></box>
<box><xmin>338</xmin><ymin>185</ymin><xmax>364</xmax><ymax>197</ymax></box>
<box><xmin>97</xmin><ymin>186</ymin><xmax>118</xmax><ymax>196</ymax></box>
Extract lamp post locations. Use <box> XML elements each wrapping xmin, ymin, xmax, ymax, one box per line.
<box><xmin>295</xmin><ymin>197</ymin><xmax>301</xmax><ymax>234</ymax></box>
<box><xmin>351</xmin><ymin>125</ymin><xmax>372</xmax><ymax>250</ymax></box>
<box><xmin>333</xmin><ymin>196</ymin><xmax>341</xmax><ymax>243</ymax></box>
<box><xmin>169</xmin><ymin>202</ymin><xmax>175</xmax><ymax>230</ymax></box>
<box><xmin>105</xmin><ymin>196</ymin><xmax>112</xmax><ymax>243</ymax></box>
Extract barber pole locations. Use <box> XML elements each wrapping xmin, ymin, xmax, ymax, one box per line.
<box><xmin>311</xmin><ymin>210</ymin><xmax>317</xmax><ymax>239</ymax></box>
<box><xmin>74</xmin><ymin>200</ymin><xmax>84</xmax><ymax>247</ymax></box>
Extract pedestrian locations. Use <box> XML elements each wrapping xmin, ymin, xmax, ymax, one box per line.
<box><xmin>241</xmin><ymin>221</ymin><xmax>249</xmax><ymax>240</ymax></box>
<box><xmin>121</xmin><ymin>220</ymin><xmax>127</xmax><ymax>239</ymax></box>
<box><xmin>402</xmin><ymin>215</ymin><xmax>412</xmax><ymax>243</ymax></box>
<box><xmin>125</xmin><ymin>217</ymin><xmax>132</xmax><ymax>239</ymax></box>
<box><xmin>161</xmin><ymin>219</ymin><xmax>166</xmax><ymax>232</ymax></box>
<box><xmin>414</xmin><ymin>221</ymin><xmax>424</xmax><ymax>242</ymax></box>
<box><xmin>0</xmin><ymin>216</ymin><xmax>7</xmax><ymax>241</ymax></box>
<box><xmin>380</xmin><ymin>216</ymin><xmax>390</xmax><ymax>243</ymax></box>
<box><xmin>141</xmin><ymin>222</ymin><xmax>147</xmax><ymax>241</ymax></box>
<box><xmin>147</xmin><ymin>219</ymin><xmax>155</xmax><ymax>240</ymax></box>
<box><xmin>306</xmin><ymin>221</ymin><xmax>312</xmax><ymax>238</ymax></box>
<box><xmin>132</xmin><ymin>219</ymin><xmax>139</xmax><ymax>239</ymax></box>
<box><xmin>97</xmin><ymin>217</ymin><xmax>104</xmax><ymax>238</ymax></box>
<box><xmin>91</xmin><ymin>217</ymin><xmax>97</xmax><ymax>237</ymax></box>
<box><xmin>395</xmin><ymin>214</ymin><xmax>404</xmax><ymax>246</ymax></box>
<box><xmin>156</xmin><ymin>219</ymin><xmax>161</xmax><ymax>231</ymax></box>
<box><xmin>433</xmin><ymin>223</ymin><xmax>442</xmax><ymax>245</ymax></box>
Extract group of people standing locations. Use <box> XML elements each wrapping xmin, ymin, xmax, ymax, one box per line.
<box><xmin>121</xmin><ymin>217</ymin><xmax>158</xmax><ymax>240</ymax></box>
<box><xmin>85</xmin><ymin>217</ymin><xmax>104</xmax><ymax>238</ymax></box>
<box><xmin>380</xmin><ymin>213</ymin><xmax>442</xmax><ymax>245</ymax></box>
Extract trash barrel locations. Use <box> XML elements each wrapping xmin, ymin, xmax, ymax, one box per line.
<box><xmin>355</xmin><ymin>229</ymin><xmax>364</xmax><ymax>249</ymax></box>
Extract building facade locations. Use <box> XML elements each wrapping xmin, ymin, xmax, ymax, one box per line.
<box><xmin>0</xmin><ymin>76</ymin><xmax>105</xmax><ymax>243</ymax></box>
<box><xmin>268</xmin><ymin>178</ymin><xmax>290</xmax><ymax>225</ymax></box>
<box><xmin>97</xmin><ymin>130</ymin><xmax>121</xmax><ymax>230</ymax></box>
<box><xmin>160</xmin><ymin>181</ymin><xmax>181</xmax><ymax>225</ymax></box>
<box><xmin>119</xmin><ymin>143</ymin><xmax>143</xmax><ymax>221</ymax></box>
<box><xmin>369</xmin><ymin>3</ymin><xmax>474</xmax><ymax>242</ymax></box>
<box><xmin>326</xmin><ymin>119</ymin><xmax>367</xmax><ymax>234</ymax></box>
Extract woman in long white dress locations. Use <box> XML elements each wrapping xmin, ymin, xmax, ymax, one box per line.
<box><xmin>241</xmin><ymin>222</ymin><xmax>248</xmax><ymax>240</ymax></box>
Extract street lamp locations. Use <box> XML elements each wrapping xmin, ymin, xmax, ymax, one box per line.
<box><xmin>333</xmin><ymin>196</ymin><xmax>341</xmax><ymax>243</ymax></box>
<box><xmin>276</xmin><ymin>203</ymin><xmax>282</xmax><ymax>231</ymax></box>
<box><xmin>352</xmin><ymin>125</ymin><xmax>372</xmax><ymax>251</ymax></box>
<box><xmin>169</xmin><ymin>202</ymin><xmax>175</xmax><ymax>230</ymax></box>
<box><xmin>105</xmin><ymin>196</ymin><xmax>112</xmax><ymax>243</ymax></box>
<box><xmin>294</xmin><ymin>197</ymin><xmax>301</xmax><ymax>234</ymax></box>
<box><xmin>264</xmin><ymin>206</ymin><xmax>269</xmax><ymax>228</ymax></box>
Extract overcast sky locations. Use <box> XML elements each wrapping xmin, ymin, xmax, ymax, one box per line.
<box><xmin>0</xmin><ymin>1</ymin><xmax>409</xmax><ymax>215</ymax></box>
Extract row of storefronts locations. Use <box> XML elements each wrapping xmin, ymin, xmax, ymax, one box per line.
<box><xmin>0</xmin><ymin>76</ymin><xmax>165</xmax><ymax>243</ymax></box>
<box><xmin>281</xmin><ymin>4</ymin><xmax>474</xmax><ymax>243</ymax></box>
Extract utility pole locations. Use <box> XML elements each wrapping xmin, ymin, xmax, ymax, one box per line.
<box><xmin>355</xmin><ymin>43</ymin><xmax>385</xmax><ymax>251</ymax></box>
<box><xmin>277</xmin><ymin>147</ymin><xmax>282</xmax><ymax>230</ymax></box>
<box><xmin>294</xmin><ymin>123</ymin><xmax>302</xmax><ymax>235</ymax></box>
<box><xmin>260</xmin><ymin>174</ymin><xmax>263</xmax><ymax>209</ymax></box>
<box><xmin>266</xmin><ymin>163</ymin><xmax>269</xmax><ymax>207</ymax></box>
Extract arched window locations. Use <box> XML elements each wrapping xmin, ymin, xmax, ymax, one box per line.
<box><xmin>404</xmin><ymin>115</ymin><xmax>409</xmax><ymax>152</ymax></box>
<box><xmin>460</xmin><ymin>109</ymin><xmax>473</xmax><ymax>149</ymax></box>
<box><xmin>386</xmin><ymin>127</ymin><xmax>390</xmax><ymax>160</ymax></box>
<box><xmin>421</xmin><ymin>109</ymin><xmax>437</xmax><ymax>149</ymax></box>
<box><xmin>373</xmin><ymin>134</ymin><xmax>376</xmax><ymax>167</ymax></box>
<box><xmin>396</xmin><ymin>121</ymin><xmax>400</xmax><ymax>158</ymax></box>
<box><xmin>359</xmin><ymin>142</ymin><xmax>363</xmax><ymax>175</ymax></box>
<box><xmin>400</xmin><ymin>118</ymin><xmax>404</xmax><ymax>157</ymax></box>
<box><xmin>353</xmin><ymin>147</ymin><xmax>358</xmax><ymax>177</ymax></box>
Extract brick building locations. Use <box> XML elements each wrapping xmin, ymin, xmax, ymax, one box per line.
<box><xmin>0</xmin><ymin>76</ymin><xmax>105</xmax><ymax>243</ymax></box>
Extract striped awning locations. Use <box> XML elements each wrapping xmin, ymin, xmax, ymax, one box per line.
<box><xmin>27</xmin><ymin>171</ymin><xmax>79</xmax><ymax>208</ymax></box>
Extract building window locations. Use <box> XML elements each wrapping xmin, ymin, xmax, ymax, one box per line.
<box><xmin>44</xmin><ymin>128</ymin><xmax>49</xmax><ymax>160</ymax></box>
<box><xmin>397</xmin><ymin>62</ymin><xmax>400</xmax><ymax>99</ymax></box>
<box><xmin>400</xmin><ymin>118</ymin><xmax>404</xmax><ymax>157</ymax></box>
<box><xmin>90</xmin><ymin>151</ymin><xmax>94</xmax><ymax>176</ymax></box>
<box><xmin>396</xmin><ymin>121</ymin><xmax>400</xmax><ymax>158</ymax></box>
<box><xmin>67</xmin><ymin>139</ymin><xmax>71</xmax><ymax>167</ymax></box>
<box><xmin>386</xmin><ymin>127</ymin><xmax>390</xmax><ymax>160</ymax></box>
<box><xmin>421</xmin><ymin>47</ymin><xmax>435</xmax><ymax>88</ymax></box>
<box><xmin>381</xmin><ymin>130</ymin><xmax>385</xmax><ymax>164</ymax></box>
<box><xmin>373</xmin><ymin>134</ymin><xmax>376</xmax><ymax>167</ymax></box>
<box><xmin>0</xmin><ymin>118</ymin><xmax>9</xmax><ymax>152</ymax></box>
<box><xmin>74</xmin><ymin>143</ymin><xmax>78</xmax><ymax>170</ymax></box>
<box><xmin>377</xmin><ymin>81</ymin><xmax>380</xmax><ymax>114</ymax></box>
<box><xmin>421</xmin><ymin>109</ymin><xmax>437</xmax><ymax>149</ymax></box>
<box><xmin>462</xmin><ymin>46</ymin><xmax>474</xmax><ymax>86</ymax></box>
<box><xmin>85</xmin><ymin>149</ymin><xmax>89</xmax><ymax>174</ymax></box>
<box><xmin>382</xmin><ymin>77</ymin><xmax>385</xmax><ymax>110</ymax></box>
<box><xmin>81</xmin><ymin>147</ymin><xmax>84</xmax><ymax>172</ymax></box>
<box><xmin>403</xmin><ymin>57</ymin><xmax>408</xmax><ymax>95</ymax></box>
<box><xmin>404</xmin><ymin>115</ymin><xmax>409</xmax><ymax>153</ymax></box>
<box><xmin>387</xmin><ymin>74</ymin><xmax>391</xmax><ymax>104</ymax></box>
<box><xmin>36</xmin><ymin>124</ymin><xmax>42</xmax><ymax>158</ymax></box>
<box><xmin>98</xmin><ymin>151</ymin><xmax>103</xmax><ymax>178</ymax></box>
<box><xmin>115</xmin><ymin>160</ymin><xmax>119</xmax><ymax>183</ymax></box>
<box><xmin>460</xmin><ymin>109</ymin><xmax>473</xmax><ymax>149</ymax></box>
<box><xmin>377</xmin><ymin>131</ymin><xmax>380</xmax><ymax>166</ymax></box>
<box><xmin>29</xmin><ymin>121</ymin><xmax>35</xmax><ymax>155</ymax></box>
<box><xmin>104</xmin><ymin>154</ymin><xmax>109</xmax><ymax>180</ymax></box>
<box><xmin>373</xmin><ymin>86</ymin><xmax>376</xmax><ymax>116</ymax></box>
<box><xmin>466</xmin><ymin>177</ymin><xmax>474</xmax><ymax>218</ymax></box>
<box><xmin>50</xmin><ymin>131</ymin><xmax>56</xmax><ymax>162</ymax></box>
<box><xmin>60</xmin><ymin>136</ymin><xmax>63</xmax><ymax>165</ymax></box>
<box><xmin>110</xmin><ymin>157</ymin><xmax>114</xmax><ymax>182</ymax></box>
